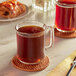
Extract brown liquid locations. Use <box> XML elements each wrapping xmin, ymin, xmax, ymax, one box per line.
<box><xmin>55</xmin><ymin>1</ymin><xmax>76</xmax><ymax>31</ymax></box>
<box><xmin>16</xmin><ymin>26</ymin><xmax>44</xmax><ymax>63</ymax></box>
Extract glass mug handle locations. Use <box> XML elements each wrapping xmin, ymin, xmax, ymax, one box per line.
<box><xmin>44</xmin><ymin>25</ymin><xmax>54</xmax><ymax>49</ymax></box>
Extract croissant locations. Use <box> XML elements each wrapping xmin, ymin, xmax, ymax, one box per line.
<box><xmin>0</xmin><ymin>0</ymin><xmax>26</xmax><ymax>18</ymax></box>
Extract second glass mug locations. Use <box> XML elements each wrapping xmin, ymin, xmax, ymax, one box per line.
<box><xmin>15</xmin><ymin>20</ymin><xmax>54</xmax><ymax>64</ymax></box>
<box><xmin>55</xmin><ymin>0</ymin><xmax>76</xmax><ymax>32</ymax></box>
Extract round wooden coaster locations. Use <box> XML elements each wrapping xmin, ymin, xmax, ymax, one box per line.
<box><xmin>12</xmin><ymin>56</ymin><xmax>49</xmax><ymax>72</ymax></box>
<box><xmin>54</xmin><ymin>28</ymin><xmax>76</xmax><ymax>38</ymax></box>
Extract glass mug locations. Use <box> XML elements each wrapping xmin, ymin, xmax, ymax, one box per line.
<box><xmin>15</xmin><ymin>21</ymin><xmax>54</xmax><ymax>64</ymax></box>
<box><xmin>55</xmin><ymin>0</ymin><xmax>76</xmax><ymax>32</ymax></box>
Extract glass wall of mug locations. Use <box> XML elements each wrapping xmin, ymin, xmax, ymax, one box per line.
<box><xmin>32</xmin><ymin>0</ymin><xmax>55</xmax><ymax>12</ymax></box>
<box><xmin>55</xmin><ymin>0</ymin><xmax>76</xmax><ymax>32</ymax></box>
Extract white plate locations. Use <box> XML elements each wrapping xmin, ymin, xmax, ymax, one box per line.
<box><xmin>0</xmin><ymin>5</ymin><xmax>30</xmax><ymax>21</ymax></box>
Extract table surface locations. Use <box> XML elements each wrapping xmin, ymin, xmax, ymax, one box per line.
<box><xmin>0</xmin><ymin>0</ymin><xmax>76</xmax><ymax>76</ymax></box>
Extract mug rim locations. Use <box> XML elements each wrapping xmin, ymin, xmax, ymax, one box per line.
<box><xmin>55</xmin><ymin>0</ymin><xmax>76</xmax><ymax>8</ymax></box>
<box><xmin>15</xmin><ymin>20</ymin><xmax>45</xmax><ymax>37</ymax></box>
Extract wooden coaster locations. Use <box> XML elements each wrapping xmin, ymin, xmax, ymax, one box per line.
<box><xmin>12</xmin><ymin>56</ymin><xmax>49</xmax><ymax>72</ymax></box>
<box><xmin>54</xmin><ymin>28</ymin><xmax>76</xmax><ymax>38</ymax></box>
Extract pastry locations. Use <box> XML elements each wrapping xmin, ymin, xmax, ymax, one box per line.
<box><xmin>0</xmin><ymin>0</ymin><xmax>26</xmax><ymax>18</ymax></box>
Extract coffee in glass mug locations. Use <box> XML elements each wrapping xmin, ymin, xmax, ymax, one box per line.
<box><xmin>15</xmin><ymin>21</ymin><xmax>54</xmax><ymax>64</ymax></box>
<box><xmin>55</xmin><ymin>0</ymin><xmax>76</xmax><ymax>32</ymax></box>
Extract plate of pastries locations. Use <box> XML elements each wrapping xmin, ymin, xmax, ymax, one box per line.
<box><xmin>0</xmin><ymin>0</ymin><xmax>29</xmax><ymax>21</ymax></box>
